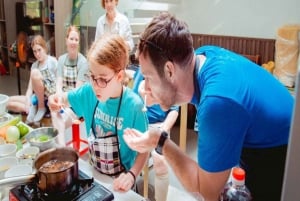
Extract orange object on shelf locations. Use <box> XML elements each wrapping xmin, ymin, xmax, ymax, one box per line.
<box><xmin>66</xmin><ymin>119</ymin><xmax>88</xmax><ymax>156</ymax></box>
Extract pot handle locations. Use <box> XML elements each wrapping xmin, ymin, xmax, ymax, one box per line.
<box><xmin>0</xmin><ymin>174</ymin><xmax>35</xmax><ymax>186</ymax></box>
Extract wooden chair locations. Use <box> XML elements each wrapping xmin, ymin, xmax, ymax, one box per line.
<box><xmin>142</xmin><ymin>104</ymin><xmax>188</xmax><ymax>198</ymax></box>
<box><xmin>243</xmin><ymin>54</ymin><xmax>260</xmax><ymax>64</ymax></box>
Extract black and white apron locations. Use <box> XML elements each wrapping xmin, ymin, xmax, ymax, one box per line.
<box><xmin>88</xmin><ymin>88</ymin><xmax>125</xmax><ymax>176</ymax></box>
<box><xmin>40</xmin><ymin>62</ymin><xmax>56</xmax><ymax>97</ymax></box>
<box><xmin>62</xmin><ymin>56</ymin><xmax>78</xmax><ymax>92</ymax></box>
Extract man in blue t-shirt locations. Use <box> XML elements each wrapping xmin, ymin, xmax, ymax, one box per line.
<box><xmin>132</xmin><ymin>68</ymin><xmax>179</xmax><ymax>201</ymax></box>
<box><xmin>123</xmin><ymin>12</ymin><xmax>294</xmax><ymax>201</ymax></box>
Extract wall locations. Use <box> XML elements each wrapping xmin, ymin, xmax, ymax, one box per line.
<box><xmin>80</xmin><ymin>0</ymin><xmax>300</xmax><ymax>39</ymax></box>
<box><xmin>79</xmin><ymin>0</ymin><xmax>102</xmax><ymax>27</ymax></box>
<box><xmin>172</xmin><ymin>0</ymin><xmax>300</xmax><ymax>39</ymax></box>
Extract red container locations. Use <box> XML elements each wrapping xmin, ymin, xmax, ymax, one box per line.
<box><xmin>72</xmin><ymin>120</ymin><xmax>81</xmax><ymax>150</ymax></box>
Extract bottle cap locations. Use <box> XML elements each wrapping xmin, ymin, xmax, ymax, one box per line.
<box><xmin>231</xmin><ymin>167</ymin><xmax>245</xmax><ymax>186</ymax></box>
<box><xmin>72</xmin><ymin>119</ymin><xmax>81</xmax><ymax>125</ymax></box>
<box><xmin>232</xmin><ymin>167</ymin><xmax>245</xmax><ymax>181</ymax></box>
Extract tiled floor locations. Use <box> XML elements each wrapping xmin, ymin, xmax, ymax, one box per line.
<box><xmin>0</xmin><ymin>73</ymin><xmax>199</xmax><ymax>201</ymax></box>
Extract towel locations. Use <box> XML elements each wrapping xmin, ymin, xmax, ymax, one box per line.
<box><xmin>273</xmin><ymin>24</ymin><xmax>300</xmax><ymax>87</ymax></box>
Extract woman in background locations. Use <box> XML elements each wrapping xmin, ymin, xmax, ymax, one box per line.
<box><xmin>51</xmin><ymin>25</ymin><xmax>88</xmax><ymax>144</ymax></box>
<box><xmin>95</xmin><ymin>0</ymin><xmax>134</xmax><ymax>52</ymax></box>
<box><xmin>7</xmin><ymin>35</ymin><xmax>57</xmax><ymax>123</ymax></box>
<box><xmin>56</xmin><ymin>25</ymin><xmax>88</xmax><ymax>94</ymax></box>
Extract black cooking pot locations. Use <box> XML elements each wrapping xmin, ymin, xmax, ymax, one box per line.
<box><xmin>34</xmin><ymin>147</ymin><xmax>79</xmax><ymax>193</ymax></box>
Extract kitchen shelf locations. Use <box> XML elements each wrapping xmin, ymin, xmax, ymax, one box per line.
<box><xmin>0</xmin><ymin>0</ymin><xmax>8</xmax><ymax>73</ymax></box>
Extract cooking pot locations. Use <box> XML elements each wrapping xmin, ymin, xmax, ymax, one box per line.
<box><xmin>34</xmin><ymin>147</ymin><xmax>79</xmax><ymax>193</ymax></box>
<box><xmin>0</xmin><ymin>147</ymin><xmax>79</xmax><ymax>194</ymax></box>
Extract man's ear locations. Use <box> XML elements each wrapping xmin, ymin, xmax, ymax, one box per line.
<box><xmin>164</xmin><ymin>61</ymin><xmax>175</xmax><ymax>82</ymax></box>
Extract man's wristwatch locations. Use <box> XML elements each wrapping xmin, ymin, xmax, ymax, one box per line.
<box><xmin>155</xmin><ymin>131</ymin><xmax>169</xmax><ymax>155</ymax></box>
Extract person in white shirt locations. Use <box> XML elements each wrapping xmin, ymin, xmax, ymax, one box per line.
<box><xmin>95</xmin><ymin>0</ymin><xmax>134</xmax><ymax>52</ymax></box>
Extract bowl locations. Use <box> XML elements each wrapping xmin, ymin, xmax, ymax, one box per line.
<box><xmin>0</xmin><ymin>156</ymin><xmax>18</xmax><ymax>179</ymax></box>
<box><xmin>0</xmin><ymin>94</ymin><xmax>9</xmax><ymax>116</ymax></box>
<box><xmin>25</xmin><ymin>127</ymin><xmax>58</xmax><ymax>152</ymax></box>
<box><xmin>4</xmin><ymin>164</ymin><xmax>32</xmax><ymax>178</ymax></box>
<box><xmin>0</xmin><ymin>143</ymin><xmax>17</xmax><ymax>157</ymax></box>
<box><xmin>16</xmin><ymin>146</ymin><xmax>40</xmax><ymax>166</ymax></box>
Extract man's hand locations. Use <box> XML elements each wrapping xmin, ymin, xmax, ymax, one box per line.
<box><xmin>123</xmin><ymin>128</ymin><xmax>161</xmax><ymax>153</ymax></box>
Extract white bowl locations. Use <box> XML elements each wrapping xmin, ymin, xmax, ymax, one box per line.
<box><xmin>4</xmin><ymin>164</ymin><xmax>32</xmax><ymax>178</ymax></box>
<box><xmin>0</xmin><ymin>143</ymin><xmax>17</xmax><ymax>157</ymax></box>
<box><xmin>0</xmin><ymin>156</ymin><xmax>18</xmax><ymax>179</ymax></box>
<box><xmin>0</xmin><ymin>94</ymin><xmax>9</xmax><ymax>116</ymax></box>
<box><xmin>16</xmin><ymin>146</ymin><xmax>40</xmax><ymax>166</ymax></box>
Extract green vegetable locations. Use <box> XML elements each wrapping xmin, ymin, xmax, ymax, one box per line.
<box><xmin>38</xmin><ymin>135</ymin><xmax>49</xmax><ymax>142</ymax></box>
<box><xmin>16</xmin><ymin>139</ymin><xmax>23</xmax><ymax>150</ymax></box>
<box><xmin>17</xmin><ymin>123</ymin><xmax>29</xmax><ymax>137</ymax></box>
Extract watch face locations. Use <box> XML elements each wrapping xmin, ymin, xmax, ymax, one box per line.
<box><xmin>155</xmin><ymin>147</ymin><xmax>162</xmax><ymax>155</ymax></box>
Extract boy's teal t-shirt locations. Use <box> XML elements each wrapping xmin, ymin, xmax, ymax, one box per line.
<box><xmin>68</xmin><ymin>83</ymin><xmax>149</xmax><ymax>170</ymax></box>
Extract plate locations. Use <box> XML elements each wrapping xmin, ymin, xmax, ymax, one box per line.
<box><xmin>4</xmin><ymin>164</ymin><xmax>32</xmax><ymax>178</ymax></box>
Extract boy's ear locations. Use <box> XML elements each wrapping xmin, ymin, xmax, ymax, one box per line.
<box><xmin>117</xmin><ymin>69</ymin><xmax>126</xmax><ymax>83</ymax></box>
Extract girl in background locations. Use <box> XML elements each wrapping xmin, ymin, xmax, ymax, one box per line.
<box><xmin>56</xmin><ymin>25</ymin><xmax>88</xmax><ymax>94</ymax></box>
<box><xmin>7</xmin><ymin>35</ymin><xmax>57</xmax><ymax>123</ymax></box>
<box><xmin>51</xmin><ymin>25</ymin><xmax>88</xmax><ymax>143</ymax></box>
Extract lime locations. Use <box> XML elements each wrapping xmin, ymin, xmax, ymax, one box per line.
<box><xmin>17</xmin><ymin>124</ymin><xmax>29</xmax><ymax>137</ymax></box>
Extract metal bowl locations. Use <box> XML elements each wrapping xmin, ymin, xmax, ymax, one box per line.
<box><xmin>25</xmin><ymin>127</ymin><xmax>58</xmax><ymax>152</ymax></box>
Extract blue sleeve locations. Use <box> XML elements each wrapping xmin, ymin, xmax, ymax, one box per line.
<box><xmin>198</xmin><ymin>96</ymin><xmax>250</xmax><ymax>172</ymax></box>
<box><xmin>68</xmin><ymin>83</ymin><xmax>98</xmax><ymax>134</ymax></box>
<box><xmin>169</xmin><ymin>105</ymin><xmax>179</xmax><ymax>112</ymax></box>
<box><xmin>132</xmin><ymin>68</ymin><xmax>144</xmax><ymax>94</ymax></box>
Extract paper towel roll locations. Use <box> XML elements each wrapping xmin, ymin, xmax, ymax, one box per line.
<box><xmin>274</xmin><ymin>25</ymin><xmax>300</xmax><ymax>87</ymax></box>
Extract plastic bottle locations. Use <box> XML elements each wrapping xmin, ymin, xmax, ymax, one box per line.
<box><xmin>219</xmin><ymin>167</ymin><xmax>252</xmax><ymax>201</ymax></box>
<box><xmin>59</xmin><ymin>108</ymin><xmax>68</xmax><ymax>122</ymax></box>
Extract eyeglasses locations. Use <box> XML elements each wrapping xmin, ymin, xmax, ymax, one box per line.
<box><xmin>140</xmin><ymin>39</ymin><xmax>173</xmax><ymax>62</ymax></box>
<box><xmin>86</xmin><ymin>72</ymin><xmax>116</xmax><ymax>88</ymax></box>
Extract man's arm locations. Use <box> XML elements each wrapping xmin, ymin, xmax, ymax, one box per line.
<box><xmin>161</xmin><ymin>135</ymin><xmax>230</xmax><ymax>201</ymax></box>
<box><xmin>160</xmin><ymin>109</ymin><xmax>178</xmax><ymax>133</ymax></box>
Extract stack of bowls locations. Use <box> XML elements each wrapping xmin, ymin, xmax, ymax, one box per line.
<box><xmin>0</xmin><ymin>156</ymin><xmax>18</xmax><ymax>179</ymax></box>
<box><xmin>0</xmin><ymin>144</ymin><xmax>17</xmax><ymax>157</ymax></box>
<box><xmin>0</xmin><ymin>94</ymin><xmax>9</xmax><ymax>116</ymax></box>
<box><xmin>16</xmin><ymin>146</ymin><xmax>40</xmax><ymax>166</ymax></box>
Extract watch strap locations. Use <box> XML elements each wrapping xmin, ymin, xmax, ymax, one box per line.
<box><xmin>155</xmin><ymin>131</ymin><xmax>169</xmax><ymax>155</ymax></box>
